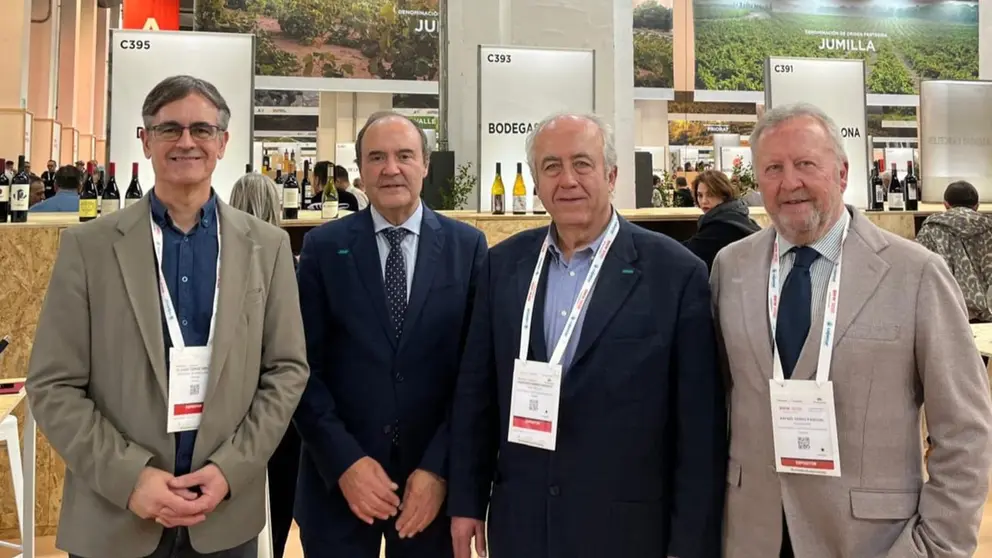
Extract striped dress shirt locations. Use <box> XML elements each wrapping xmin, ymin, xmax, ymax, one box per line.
<box><xmin>776</xmin><ymin>208</ymin><xmax>851</xmax><ymax>322</ymax></box>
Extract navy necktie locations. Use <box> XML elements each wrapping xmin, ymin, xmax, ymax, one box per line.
<box><xmin>775</xmin><ymin>246</ymin><xmax>819</xmax><ymax>379</ymax></box>
<box><xmin>383</xmin><ymin>227</ymin><xmax>410</xmax><ymax>338</ymax></box>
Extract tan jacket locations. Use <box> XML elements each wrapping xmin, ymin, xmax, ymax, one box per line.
<box><xmin>711</xmin><ymin>209</ymin><xmax>992</xmax><ymax>557</ymax></box>
<box><xmin>26</xmin><ymin>195</ymin><xmax>309</xmax><ymax>558</ymax></box>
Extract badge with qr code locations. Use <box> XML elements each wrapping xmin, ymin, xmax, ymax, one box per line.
<box><xmin>166</xmin><ymin>346</ymin><xmax>212</xmax><ymax>433</ymax></box>
<box><xmin>767</xmin><ymin>379</ymin><xmax>842</xmax><ymax>477</ymax></box>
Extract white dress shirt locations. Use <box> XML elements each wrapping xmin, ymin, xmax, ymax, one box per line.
<box><xmin>370</xmin><ymin>201</ymin><xmax>423</xmax><ymax>296</ymax></box>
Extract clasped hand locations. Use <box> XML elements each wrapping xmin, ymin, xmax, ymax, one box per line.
<box><xmin>339</xmin><ymin>457</ymin><xmax>446</xmax><ymax>539</ymax></box>
<box><xmin>127</xmin><ymin>464</ymin><xmax>230</xmax><ymax>528</ymax></box>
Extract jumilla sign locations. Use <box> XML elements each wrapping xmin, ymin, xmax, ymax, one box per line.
<box><xmin>807</xmin><ymin>29</ymin><xmax>888</xmax><ymax>53</ymax></box>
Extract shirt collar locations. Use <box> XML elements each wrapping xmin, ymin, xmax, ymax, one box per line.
<box><xmin>777</xmin><ymin>206</ymin><xmax>851</xmax><ymax>265</ymax></box>
<box><xmin>149</xmin><ymin>187</ymin><xmax>218</xmax><ymax>231</ymax></box>
<box><xmin>548</xmin><ymin>208</ymin><xmax>617</xmax><ymax>262</ymax></box>
<box><xmin>370</xmin><ymin>200</ymin><xmax>423</xmax><ymax>237</ymax></box>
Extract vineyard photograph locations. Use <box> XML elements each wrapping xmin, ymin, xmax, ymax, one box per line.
<box><xmin>195</xmin><ymin>0</ymin><xmax>439</xmax><ymax>79</ymax></box>
<box><xmin>634</xmin><ymin>0</ymin><xmax>675</xmax><ymax>88</ymax></box>
<box><xmin>669</xmin><ymin>120</ymin><xmax>754</xmax><ymax>146</ymax></box>
<box><xmin>693</xmin><ymin>0</ymin><xmax>978</xmax><ymax>94</ymax></box>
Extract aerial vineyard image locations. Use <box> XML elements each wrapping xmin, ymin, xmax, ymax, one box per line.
<box><xmin>693</xmin><ymin>0</ymin><xmax>978</xmax><ymax>94</ymax></box>
<box><xmin>196</xmin><ymin>0</ymin><xmax>439</xmax><ymax>79</ymax></box>
<box><xmin>633</xmin><ymin>0</ymin><xmax>675</xmax><ymax>88</ymax></box>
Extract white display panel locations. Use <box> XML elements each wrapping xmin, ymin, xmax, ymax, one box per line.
<box><xmin>882</xmin><ymin>148</ymin><xmax>915</xmax><ymax>176</ymax></box>
<box><xmin>919</xmin><ymin>80</ymin><xmax>992</xmax><ymax>202</ymax></box>
<box><xmin>51</xmin><ymin>121</ymin><xmax>61</xmax><ymax>162</ymax></box>
<box><xmin>335</xmin><ymin>143</ymin><xmax>360</xmax><ymax>183</ymax></box>
<box><xmin>108</xmin><ymin>30</ymin><xmax>254</xmax><ymax>203</ymax></box>
<box><xmin>765</xmin><ymin>57</ymin><xmax>869</xmax><ymax>209</ymax></box>
<box><xmin>635</xmin><ymin>146</ymin><xmax>667</xmax><ymax>176</ymax></box>
<box><xmin>720</xmin><ymin>147</ymin><xmax>752</xmax><ymax>174</ymax></box>
<box><xmin>477</xmin><ymin>46</ymin><xmax>595</xmax><ymax>212</ymax></box>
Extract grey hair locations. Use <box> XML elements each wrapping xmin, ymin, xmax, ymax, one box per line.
<box><xmin>750</xmin><ymin>102</ymin><xmax>847</xmax><ymax>165</ymax></box>
<box><xmin>141</xmin><ymin>75</ymin><xmax>232</xmax><ymax>130</ymax></box>
<box><xmin>355</xmin><ymin>111</ymin><xmax>432</xmax><ymax>169</ymax></box>
<box><xmin>230</xmin><ymin>172</ymin><xmax>281</xmax><ymax>226</ymax></box>
<box><xmin>525</xmin><ymin>113</ymin><xmax>618</xmax><ymax>180</ymax></box>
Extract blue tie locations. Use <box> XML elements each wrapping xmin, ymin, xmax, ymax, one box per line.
<box><xmin>775</xmin><ymin>246</ymin><xmax>819</xmax><ymax>379</ymax></box>
<box><xmin>383</xmin><ymin>227</ymin><xmax>410</xmax><ymax>339</ymax></box>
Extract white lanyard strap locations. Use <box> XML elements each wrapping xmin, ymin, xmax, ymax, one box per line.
<box><xmin>150</xmin><ymin>210</ymin><xmax>222</xmax><ymax>349</ymax></box>
<box><xmin>519</xmin><ymin>212</ymin><xmax>621</xmax><ymax>366</ymax></box>
<box><xmin>768</xmin><ymin>215</ymin><xmax>850</xmax><ymax>385</ymax></box>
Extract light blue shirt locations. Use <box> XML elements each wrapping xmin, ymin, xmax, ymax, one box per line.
<box><xmin>371</xmin><ymin>201</ymin><xmax>423</xmax><ymax>296</ymax></box>
<box><xmin>30</xmin><ymin>190</ymin><xmax>78</xmax><ymax>212</ymax></box>
<box><xmin>543</xmin><ymin>212</ymin><xmax>616</xmax><ymax>371</ymax></box>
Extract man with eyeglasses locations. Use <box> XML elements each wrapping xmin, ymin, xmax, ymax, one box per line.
<box><xmin>26</xmin><ymin>74</ymin><xmax>309</xmax><ymax>558</ymax></box>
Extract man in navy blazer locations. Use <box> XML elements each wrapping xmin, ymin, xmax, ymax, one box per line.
<box><xmin>448</xmin><ymin>113</ymin><xmax>727</xmax><ymax>558</ymax></box>
<box><xmin>295</xmin><ymin>111</ymin><xmax>488</xmax><ymax>558</ymax></box>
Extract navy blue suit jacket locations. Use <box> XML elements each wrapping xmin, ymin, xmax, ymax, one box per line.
<box><xmin>294</xmin><ymin>206</ymin><xmax>487</xmax><ymax>523</ymax></box>
<box><xmin>448</xmin><ymin>217</ymin><xmax>726</xmax><ymax>558</ymax></box>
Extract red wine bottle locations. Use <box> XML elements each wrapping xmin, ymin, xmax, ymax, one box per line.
<box><xmin>283</xmin><ymin>169</ymin><xmax>299</xmax><ymax>220</ymax></box>
<box><xmin>301</xmin><ymin>160</ymin><xmax>312</xmax><ymax>208</ymax></box>
<box><xmin>124</xmin><ymin>162</ymin><xmax>143</xmax><ymax>207</ymax></box>
<box><xmin>9</xmin><ymin>156</ymin><xmax>29</xmax><ymax>223</ymax></box>
<box><xmin>101</xmin><ymin>162</ymin><xmax>120</xmax><ymax>215</ymax></box>
<box><xmin>0</xmin><ymin>158</ymin><xmax>10</xmax><ymax>223</ymax></box>
<box><xmin>79</xmin><ymin>162</ymin><xmax>98</xmax><ymax>222</ymax></box>
<box><xmin>905</xmin><ymin>161</ymin><xmax>919</xmax><ymax>212</ymax></box>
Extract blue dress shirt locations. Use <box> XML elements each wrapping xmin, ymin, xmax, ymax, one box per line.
<box><xmin>30</xmin><ymin>190</ymin><xmax>79</xmax><ymax>212</ymax></box>
<box><xmin>149</xmin><ymin>189</ymin><xmax>219</xmax><ymax>475</ymax></box>
<box><xmin>543</xmin><ymin>214</ymin><xmax>615</xmax><ymax>371</ymax></box>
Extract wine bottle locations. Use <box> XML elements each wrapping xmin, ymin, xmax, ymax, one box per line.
<box><xmin>245</xmin><ymin>163</ymin><xmax>252</xmax><ymax>174</ymax></box>
<box><xmin>491</xmin><ymin>163</ymin><xmax>505</xmax><ymax>215</ymax></box>
<box><xmin>512</xmin><ymin>163</ymin><xmax>527</xmax><ymax>215</ymax></box>
<box><xmin>870</xmin><ymin>160</ymin><xmax>884</xmax><ymax>211</ymax></box>
<box><xmin>124</xmin><ymin>162</ymin><xmax>143</xmax><ymax>207</ymax></box>
<box><xmin>301</xmin><ymin>160</ymin><xmax>312</xmax><ymax>209</ymax></box>
<box><xmin>321</xmin><ymin>176</ymin><xmax>339</xmax><ymax>219</ymax></box>
<box><xmin>79</xmin><ymin>162</ymin><xmax>98</xmax><ymax>222</ymax></box>
<box><xmin>283</xmin><ymin>169</ymin><xmax>300</xmax><ymax>220</ymax></box>
<box><xmin>905</xmin><ymin>161</ymin><xmax>919</xmax><ymax>212</ymax></box>
<box><xmin>0</xmin><ymin>159</ymin><xmax>10</xmax><ymax>223</ymax></box>
<box><xmin>101</xmin><ymin>162</ymin><xmax>121</xmax><ymax>215</ymax></box>
<box><xmin>887</xmin><ymin>162</ymin><xmax>904</xmax><ymax>211</ymax></box>
<box><xmin>9</xmin><ymin>156</ymin><xmax>30</xmax><ymax>223</ymax></box>
<box><xmin>533</xmin><ymin>182</ymin><xmax>546</xmax><ymax>215</ymax></box>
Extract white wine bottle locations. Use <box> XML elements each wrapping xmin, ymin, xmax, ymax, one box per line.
<box><xmin>512</xmin><ymin>163</ymin><xmax>526</xmax><ymax>215</ymax></box>
<box><xmin>491</xmin><ymin>163</ymin><xmax>505</xmax><ymax>215</ymax></box>
<box><xmin>533</xmin><ymin>181</ymin><xmax>545</xmax><ymax>215</ymax></box>
<box><xmin>321</xmin><ymin>179</ymin><xmax>339</xmax><ymax>219</ymax></box>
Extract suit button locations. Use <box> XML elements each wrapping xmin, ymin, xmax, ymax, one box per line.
<box><xmin>395</xmin><ymin>374</ymin><xmax>405</xmax><ymax>382</ymax></box>
<box><xmin>548</xmin><ymin>485</ymin><xmax>560</xmax><ymax>497</ymax></box>
<box><xmin>383</xmin><ymin>424</ymin><xmax>393</xmax><ymax>435</ymax></box>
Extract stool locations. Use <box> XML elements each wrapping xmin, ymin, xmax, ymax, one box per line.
<box><xmin>258</xmin><ymin>472</ymin><xmax>273</xmax><ymax>558</ymax></box>
<box><xmin>0</xmin><ymin>414</ymin><xmax>24</xmax><ymax>555</ymax></box>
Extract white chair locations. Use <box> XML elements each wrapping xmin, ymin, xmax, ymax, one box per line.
<box><xmin>0</xmin><ymin>414</ymin><xmax>24</xmax><ymax>557</ymax></box>
<box><xmin>258</xmin><ymin>472</ymin><xmax>274</xmax><ymax>558</ymax></box>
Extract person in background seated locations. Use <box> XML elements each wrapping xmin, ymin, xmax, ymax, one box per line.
<box><xmin>294</xmin><ymin>110</ymin><xmax>487</xmax><ymax>558</ymax></box>
<box><xmin>335</xmin><ymin>165</ymin><xmax>369</xmax><ymax>210</ymax></box>
<box><xmin>229</xmin><ymin>171</ymin><xmax>301</xmax><ymax>558</ymax></box>
<box><xmin>307</xmin><ymin>160</ymin><xmax>357</xmax><ymax>212</ymax></box>
<box><xmin>917</xmin><ymin>180</ymin><xmax>992</xmax><ymax>323</ymax></box>
<box><xmin>29</xmin><ymin>174</ymin><xmax>45</xmax><ymax>207</ymax></box>
<box><xmin>353</xmin><ymin>177</ymin><xmax>364</xmax><ymax>191</ymax></box>
<box><xmin>673</xmin><ymin>175</ymin><xmax>694</xmax><ymax>207</ymax></box>
<box><xmin>30</xmin><ymin>165</ymin><xmax>82</xmax><ymax>212</ymax></box>
<box><xmin>683</xmin><ymin>170</ymin><xmax>761</xmax><ymax>270</ymax></box>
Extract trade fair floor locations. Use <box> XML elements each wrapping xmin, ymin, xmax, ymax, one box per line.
<box><xmin>4</xmin><ymin>512</ymin><xmax>992</xmax><ymax>558</ymax></box>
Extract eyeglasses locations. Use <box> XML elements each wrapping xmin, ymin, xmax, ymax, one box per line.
<box><xmin>147</xmin><ymin>123</ymin><xmax>224</xmax><ymax>142</ymax></box>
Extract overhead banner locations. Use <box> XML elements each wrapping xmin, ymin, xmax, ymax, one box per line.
<box><xmin>764</xmin><ymin>56</ymin><xmax>869</xmax><ymax>209</ymax></box>
<box><xmin>477</xmin><ymin>46</ymin><xmax>595</xmax><ymax>212</ymax></box>
<box><xmin>692</xmin><ymin>0</ymin><xmax>978</xmax><ymax>101</ymax></box>
<box><xmin>122</xmin><ymin>0</ymin><xmax>180</xmax><ymax>31</ymax></box>
<box><xmin>108</xmin><ymin>30</ymin><xmax>255</xmax><ymax>202</ymax></box>
<box><xmin>919</xmin><ymin>80</ymin><xmax>992</xmax><ymax>203</ymax></box>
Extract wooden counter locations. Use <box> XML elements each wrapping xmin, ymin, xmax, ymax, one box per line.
<box><xmin>0</xmin><ymin>202</ymin><xmax>984</xmax><ymax>539</ymax></box>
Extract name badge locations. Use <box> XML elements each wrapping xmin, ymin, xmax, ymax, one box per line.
<box><xmin>167</xmin><ymin>346</ymin><xmax>211</xmax><ymax>433</ymax></box>
<box><xmin>507</xmin><ymin>359</ymin><xmax>563</xmax><ymax>451</ymax></box>
<box><xmin>768</xmin><ymin>379</ymin><xmax>842</xmax><ymax>477</ymax></box>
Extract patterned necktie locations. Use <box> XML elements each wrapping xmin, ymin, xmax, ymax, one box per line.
<box><xmin>382</xmin><ymin>227</ymin><xmax>410</xmax><ymax>338</ymax></box>
<box><xmin>775</xmin><ymin>246</ymin><xmax>819</xmax><ymax>379</ymax></box>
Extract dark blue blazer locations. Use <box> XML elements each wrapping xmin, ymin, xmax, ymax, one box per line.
<box><xmin>294</xmin><ymin>205</ymin><xmax>487</xmax><ymax>526</ymax></box>
<box><xmin>448</xmin><ymin>217</ymin><xmax>727</xmax><ymax>558</ymax></box>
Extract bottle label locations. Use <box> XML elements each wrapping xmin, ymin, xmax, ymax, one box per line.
<box><xmin>125</xmin><ymin>197</ymin><xmax>141</xmax><ymax>208</ymax></box>
<box><xmin>493</xmin><ymin>195</ymin><xmax>505</xmax><ymax>214</ymax></box>
<box><xmin>321</xmin><ymin>201</ymin><xmax>339</xmax><ymax>219</ymax></box>
<box><xmin>512</xmin><ymin>195</ymin><xmax>527</xmax><ymax>213</ymax></box>
<box><xmin>907</xmin><ymin>185</ymin><xmax>917</xmax><ymax>200</ymax></box>
<box><xmin>101</xmin><ymin>198</ymin><xmax>120</xmax><ymax>214</ymax></box>
<box><xmin>283</xmin><ymin>189</ymin><xmax>299</xmax><ymax>209</ymax></box>
<box><xmin>0</xmin><ymin>185</ymin><xmax>9</xmax><ymax>202</ymax></box>
<box><xmin>889</xmin><ymin>193</ymin><xmax>904</xmax><ymax>209</ymax></box>
<box><xmin>10</xmin><ymin>186</ymin><xmax>29</xmax><ymax>210</ymax></box>
<box><xmin>79</xmin><ymin>199</ymin><xmax>98</xmax><ymax>218</ymax></box>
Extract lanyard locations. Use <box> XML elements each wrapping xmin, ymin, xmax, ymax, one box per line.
<box><xmin>518</xmin><ymin>212</ymin><xmax>620</xmax><ymax>366</ymax></box>
<box><xmin>768</xmin><ymin>214</ymin><xmax>850</xmax><ymax>385</ymax></box>
<box><xmin>150</xmin><ymin>211</ymin><xmax>222</xmax><ymax>349</ymax></box>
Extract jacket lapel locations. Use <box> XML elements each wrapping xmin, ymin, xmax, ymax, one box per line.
<box><xmin>740</xmin><ymin>229</ymin><xmax>775</xmax><ymax>377</ymax></box>
<box><xmin>113</xmin><ymin>196</ymin><xmax>168</xmax><ymax>400</ymax></box>
<box><xmin>398</xmin><ymin>207</ymin><xmax>444</xmax><ymax>354</ymax></box>
<box><xmin>569</xmin><ymin>218</ymin><xmax>640</xmax><ymax>369</ymax></box>
<box><xmin>205</xmin><ymin>202</ymin><xmax>252</xmax><ymax>402</ymax></box>
<box><xmin>831</xmin><ymin>212</ymin><xmax>890</xmax><ymax>346</ymax></box>
<box><xmin>516</xmin><ymin>231</ymin><xmax>550</xmax><ymax>363</ymax></box>
<box><xmin>350</xmin><ymin>209</ymin><xmax>396</xmax><ymax>347</ymax></box>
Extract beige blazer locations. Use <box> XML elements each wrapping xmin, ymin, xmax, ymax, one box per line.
<box><xmin>711</xmin><ymin>209</ymin><xmax>992</xmax><ymax>558</ymax></box>
<box><xmin>26</xmin><ymin>195</ymin><xmax>309</xmax><ymax>558</ymax></box>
